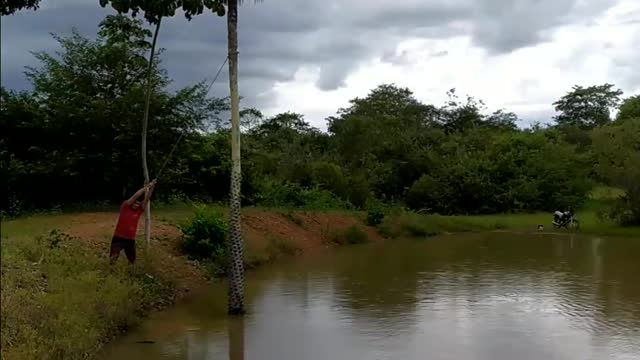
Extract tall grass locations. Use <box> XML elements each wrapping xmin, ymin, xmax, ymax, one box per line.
<box><xmin>1</xmin><ymin>230</ymin><xmax>173</xmax><ymax>360</ymax></box>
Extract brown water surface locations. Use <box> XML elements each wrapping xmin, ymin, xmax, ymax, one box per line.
<box><xmin>101</xmin><ymin>233</ymin><xmax>640</xmax><ymax>360</ymax></box>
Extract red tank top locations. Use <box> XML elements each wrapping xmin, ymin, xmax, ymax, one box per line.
<box><xmin>114</xmin><ymin>201</ymin><xmax>144</xmax><ymax>240</ymax></box>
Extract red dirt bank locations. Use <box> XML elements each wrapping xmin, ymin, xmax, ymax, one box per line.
<box><xmin>62</xmin><ymin>209</ymin><xmax>382</xmax><ymax>302</ymax></box>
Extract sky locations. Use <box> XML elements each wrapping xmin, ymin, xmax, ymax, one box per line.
<box><xmin>2</xmin><ymin>0</ymin><xmax>639</xmax><ymax>130</ymax></box>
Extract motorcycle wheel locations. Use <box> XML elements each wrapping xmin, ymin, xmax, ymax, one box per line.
<box><xmin>569</xmin><ymin>219</ymin><xmax>580</xmax><ymax>230</ymax></box>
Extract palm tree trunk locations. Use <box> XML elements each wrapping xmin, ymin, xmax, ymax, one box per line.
<box><xmin>226</xmin><ymin>0</ymin><xmax>245</xmax><ymax>315</ymax></box>
<box><xmin>141</xmin><ymin>18</ymin><xmax>162</xmax><ymax>247</ymax></box>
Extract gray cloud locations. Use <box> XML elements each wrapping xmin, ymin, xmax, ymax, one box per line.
<box><xmin>0</xmin><ymin>0</ymin><xmax>630</xmax><ymax>115</ymax></box>
<box><xmin>470</xmin><ymin>0</ymin><xmax>618</xmax><ymax>53</ymax></box>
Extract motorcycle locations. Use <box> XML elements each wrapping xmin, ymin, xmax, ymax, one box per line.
<box><xmin>552</xmin><ymin>209</ymin><xmax>579</xmax><ymax>229</ymax></box>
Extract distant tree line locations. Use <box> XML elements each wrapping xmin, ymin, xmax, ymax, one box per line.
<box><xmin>2</xmin><ymin>14</ymin><xmax>639</xmax><ymax>224</ymax></box>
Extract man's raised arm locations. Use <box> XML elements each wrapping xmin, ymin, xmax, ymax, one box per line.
<box><xmin>125</xmin><ymin>186</ymin><xmax>147</xmax><ymax>205</ymax></box>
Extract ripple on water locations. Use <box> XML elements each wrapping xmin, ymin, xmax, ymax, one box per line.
<box><xmin>102</xmin><ymin>234</ymin><xmax>640</xmax><ymax>360</ymax></box>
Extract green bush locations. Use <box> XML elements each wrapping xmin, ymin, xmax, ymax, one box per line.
<box><xmin>311</xmin><ymin>161</ymin><xmax>349</xmax><ymax>199</ymax></box>
<box><xmin>204</xmin><ymin>247</ymin><xmax>228</xmax><ymax>277</ymax></box>
<box><xmin>179</xmin><ymin>205</ymin><xmax>228</xmax><ymax>259</ymax></box>
<box><xmin>404</xmin><ymin>130</ymin><xmax>591</xmax><ymax>214</ymax></box>
<box><xmin>366</xmin><ymin>209</ymin><xmax>385</xmax><ymax>226</ymax></box>
<box><xmin>256</xmin><ymin>179</ymin><xmax>351</xmax><ymax>210</ymax></box>
<box><xmin>365</xmin><ymin>199</ymin><xmax>386</xmax><ymax>226</ymax></box>
<box><xmin>600</xmin><ymin>194</ymin><xmax>640</xmax><ymax>227</ymax></box>
<box><xmin>331</xmin><ymin>225</ymin><xmax>369</xmax><ymax>245</ymax></box>
<box><xmin>346</xmin><ymin>172</ymin><xmax>371</xmax><ymax>209</ymax></box>
<box><xmin>265</xmin><ymin>236</ymin><xmax>301</xmax><ymax>257</ymax></box>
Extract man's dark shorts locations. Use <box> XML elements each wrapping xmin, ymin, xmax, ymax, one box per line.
<box><xmin>110</xmin><ymin>236</ymin><xmax>136</xmax><ymax>264</ymax></box>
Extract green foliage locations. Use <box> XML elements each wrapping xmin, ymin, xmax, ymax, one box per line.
<box><xmin>365</xmin><ymin>199</ymin><xmax>386</xmax><ymax>226</ymax></box>
<box><xmin>38</xmin><ymin>229</ymin><xmax>72</xmax><ymax>249</ymax></box>
<box><xmin>1</xmin><ymin>0</ymin><xmax>41</xmax><ymax>15</ymax></box>
<box><xmin>592</xmin><ymin>121</ymin><xmax>640</xmax><ymax>225</ymax></box>
<box><xmin>330</xmin><ymin>225</ymin><xmax>369</xmax><ymax>245</ymax></box>
<box><xmin>1</xmin><ymin>21</ymin><xmax>624</xmax><ymax>220</ymax></box>
<box><xmin>255</xmin><ymin>180</ymin><xmax>351</xmax><ymax>210</ymax></box>
<box><xmin>203</xmin><ymin>246</ymin><xmax>228</xmax><ymax>277</ymax></box>
<box><xmin>616</xmin><ymin>95</ymin><xmax>640</xmax><ymax>123</ymax></box>
<box><xmin>265</xmin><ymin>236</ymin><xmax>301</xmax><ymax>257</ymax></box>
<box><xmin>180</xmin><ymin>205</ymin><xmax>228</xmax><ymax>259</ymax></box>
<box><xmin>0</xmin><ymin>17</ymin><xmax>238</xmax><ymax>214</ymax></box>
<box><xmin>310</xmin><ymin>161</ymin><xmax>349</xmax><ymax>199</ymax></box>
<box><xmin>553</xmin><ymin>83</ymin><xmax>623</xmax><ymax>130</ymax></box>
<box><xmin>405</xmin><ymin>129</ymin><xmax>591</xmax><ymax>214</ymax></box>
<box><xmin>98</xmin><ymin>0</ymin><xmax>227</xmax><ymax>24</ymax></box>
<box><xmin>379</xmin><ymin>211</ymin><xmax>507</xmax><ymax>239</ymax></box>
<box><xmin>1</xmin><ymin>230</ymin><xmax>172</xmax><ymax>360</ymax></box>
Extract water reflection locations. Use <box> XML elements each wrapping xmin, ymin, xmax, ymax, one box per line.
<box><xmin>102</xmin><ymin>233</ymin><xmax>640</xmax><ymax>360</ymax></box>
<box><xmin>228</xmin><ymin>318</ymin><xmax>244</xmax><ymax>360</ymax></box>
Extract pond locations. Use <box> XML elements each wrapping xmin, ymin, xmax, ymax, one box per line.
<box><xmin>101</xmin><ymin>233</ymin><xmax>640</xmax><ymax>360</ymax></box>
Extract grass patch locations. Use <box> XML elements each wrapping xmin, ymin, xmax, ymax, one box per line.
<box><xmin>1</xmin><ymin>229</ymin><xmax>173</xmax><ymax>360</ymax></box>
<box><xmin>378</xmin><ymin>207</ymin><xmax>640</xmax><ymax>239</ymax></box>
<box><xmin>379</xmin><ymin>211</ymin><xmax>506</xmax><ymax>239</ymax></box>
<box><xmin>266</xmin><ymin>236</ymin><xmax>301</xmax><ymax>257</ymax></box>
<box><xmin>242</xmin><ymin>236</ymin><xmax>301</xmax><ymax>271</ymax></box>
<box><xmin>590</xmin><ymin>186</ymin><xmax>625</xmax><ymax>201</ymax></box>
<box><xmin>327</xmin><ymin>225</ymin><xmax>370</xmax><ymax>245</ymax></box>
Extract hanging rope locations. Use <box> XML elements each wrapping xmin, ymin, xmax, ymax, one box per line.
<box><xmin>155</xmin><ymin>131</ymin><xmax>184</xmax><ymax>180</ymax></box>
<box><xmin>206</xmin><ymin>55</ymin><xmax>229</xmax><ymax>96</ymax></box>
<box><xmin>154</xmin><ymin>55</ymin><xmax>229</xmax><ymax>180</ymax></box>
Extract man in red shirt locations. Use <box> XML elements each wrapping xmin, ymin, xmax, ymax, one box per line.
<box><xmin>110</xmin><ymin>179</ymin><xmax>156</xmax><ymax>265</ymax></box>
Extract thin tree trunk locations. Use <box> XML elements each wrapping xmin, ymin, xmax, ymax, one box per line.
<box><xmin>226</xmin><ymin>0</ymin><xmax>245</xmax><ymax>315</ymax></box>
<box><xmin>141</xmin><ymin>18</ymin><xmax>162</xmax><ymax>247</ymax></box>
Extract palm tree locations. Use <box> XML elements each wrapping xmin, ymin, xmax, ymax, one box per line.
<box><xmin>141</xmin><ymin>19</ymin><xmax>162</xmax><ymax>248</ymax></box>
<box><xmin>224</xmin><ymin>0</ymin><xmax>262</xmax><ymax>316</ymax></box>
<box><xmin>225</xmin><ymin>0</ymin><xmax>242</xmax><ymax>315</ymax></box>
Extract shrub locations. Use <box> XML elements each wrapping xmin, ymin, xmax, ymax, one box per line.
<box><xmin>256</xmin><ymin>179</ymin><xmax>352</xmax><ymax>210</ymax></box>
<box><xmin>366</xmin><ymin>209</ymin><xmax>385</xmax><ymax>226</ymax></box>
<box><xmin>346</xmin><ymin>173</ymin><xmax>370</xmax><ymax>209</ymax></box>
<box><xmin>204</xmin><ymin>247</ymin><xmax>228</xmax><ymax>277</ymax></box>
<box><xmin>179</xmin><ymin>205</ymin><xmax>228</xmax><ymax>259</ymax></box>
<box><xmin>365</xmin><ymin>198</ymin><xmax>385</xmax><ymax>226</ymax></box>
<box><xmin>331</xmin><ymin>225</ymin><xmax>369</xmax><ymax>245</ymax></box>
<box><xmin>266</xmin><ymin>236</ymin><xmax>300</xmax><ymax>257</ymax></box>
<box><xmin>311</xmin><ymin>161</ymin><xmax>349</xmax><ymax>199</ymax></box>
<box><xmin>600</xmin><ymin>194</ymin><xmax>640</xmax><ymax>227</ymax></box>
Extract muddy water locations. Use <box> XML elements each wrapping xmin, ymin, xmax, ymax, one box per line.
<box><xmin>101</xmin><ymin>233</ymin><xmax>640</xmax><ymax>360</ymax></box>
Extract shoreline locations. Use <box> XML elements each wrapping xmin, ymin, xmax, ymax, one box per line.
<box><xmin>0</xmin><ymin>206</ymin><xmax>383</xmax><ymax>360</ymax></box>
<box><xmin>2</xmin><ymin>206</ymin><xmax>638</xmax><ymax>359</ymax></box>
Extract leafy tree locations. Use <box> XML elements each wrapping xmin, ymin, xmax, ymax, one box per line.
<box><xmin>553</xmin><ymin>83</ymin><xmax>623</xmax><ymax>130</ymax></box>
<box><xmin>328</xmin><ymin>84</ymin><xmax>439</xmax><ymax>200</ymax></box>
<box><xmin>0</xmin><ymin>0</ymin><xmax>41</xmax><ymax>15</ymax></box>
<box><xmin>98</xmin><ymin>0</ymin><xmax>227</xmax><ymax>246</ymax></box>
<box><xmin>616</xmin><ymin>95</ymin><xmax>640</xmax><ymax>123</ymax></box>
<box><xmin>592</xmin><ymin>121</ymin><xmax>640</xmax><ymax>225</ymax></box>
<box><xmin>405</xmin><ymin>129</ymin><xmax>590</xmax><ymax>214</ymax></box>
<box><xmin>1</xmin><ymin>16</ymin><xmax>223</xmax><ymax>214</ymax></box>
<box><xmin>437</xmin><ymin>88</ymin><xmax>485</xmax><ymax>133</ymax></box>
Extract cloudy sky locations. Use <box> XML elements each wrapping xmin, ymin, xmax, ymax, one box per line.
<box><xmin>2</xmin><ymin>0</ymin><xmax>639</xmax><ymax>129</ymax></box>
